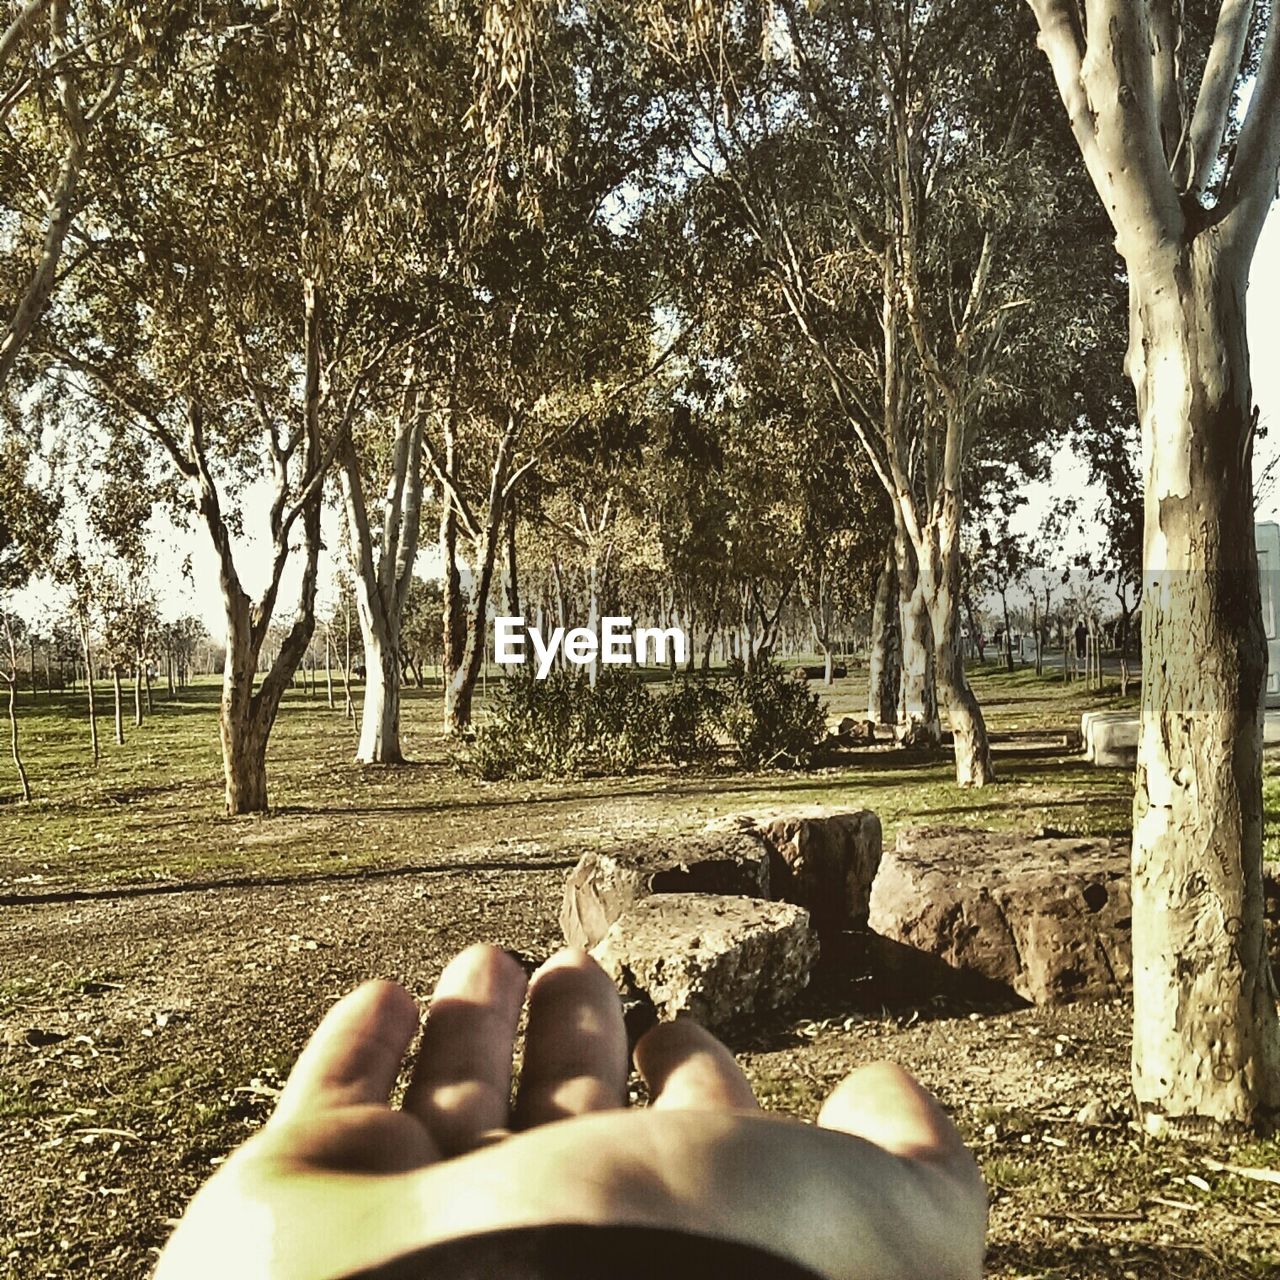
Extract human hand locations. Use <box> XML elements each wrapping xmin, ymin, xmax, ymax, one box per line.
<box><xmin>155</xmin><ymin>945</ymin><xmax>986</xmax><ymax>1280</ymax></box>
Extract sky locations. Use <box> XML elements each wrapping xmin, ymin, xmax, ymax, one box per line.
<box><xmin>15</xmin><ymin>203</ymin><xmax>1280</xmax><ymax>637</ymax></box>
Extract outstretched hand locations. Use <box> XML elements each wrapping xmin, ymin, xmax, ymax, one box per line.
<box><xmin>155</xmin><ymin>945</ymin><xmax>986</xmax><ymax>1280</ymax></box>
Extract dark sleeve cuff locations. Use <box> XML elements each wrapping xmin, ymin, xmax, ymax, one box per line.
<box><xmin>337</xmin><ymin>1223</ymin><xmax>828</xmax><ymax>1280</ymax></box>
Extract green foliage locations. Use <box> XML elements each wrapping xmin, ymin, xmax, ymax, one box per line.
<box><xmin>0</xmin><ymin>435</ymin><xmax>59</xmax><ymax>592</ymax></box>
<box><xmin>472</xmin><ymin>661</ymin><xmax>825</xmax><ymax>779</ymax></box>
<box><xmin>471</xmin><ymin>669</ymin><xmax>592</xmax><ymax>781</ymax></box>
<box><xmin>579</xmin><ymin>667</ymin><xmax>664</xmax><ymax>775</ymax></box>
<box><xmin>656</xmin><ymin>676</ymin><xmax>725</xmax><ymax>767</ymax></box>
<box><xmin>720</xmin><ymin>661</ymin><xmax>828</xmax><ymax>770</ymax></box>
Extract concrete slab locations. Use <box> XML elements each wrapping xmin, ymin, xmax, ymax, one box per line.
<box><xmin>1081</xmin><ymin>709</ymin><xmax>1280</xmax><ymax>768</ymax></box>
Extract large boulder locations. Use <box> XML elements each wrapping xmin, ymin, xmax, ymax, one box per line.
<box><xmin>868</xmin><ymin>827</ymin><xmax>1132</xmax><ymax>1005</ymax></box>
<box><xmin>754</xmin><ymin>810</ymin><xmax>882</xmax><ymax>946</ymax></box>
<box><xmin>560</xmin><ymin>828</ymin><xmax>771</xmax><ymax>949</ymax></box>
<box><xmin>591</xmin><ymin>894</ymin><xmax>818</xmax><ymax>1029</ymax></box>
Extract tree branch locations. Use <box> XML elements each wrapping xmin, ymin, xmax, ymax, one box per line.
<box><xmin>1077</xmin><ymin>0</ymin><xmax>1183</xmax><ymax>253</ymax></box>
<box><xmin>1221</xmin><ymin>5</ymin><xmax>1280</xmax><ymax>256</ymax></box>
<box><xmin>1148</xmin><ymin>0</ymin><xmax>1185</xmax><ymax>174</ymax></box>
<box><xmin>0</xmin><ymin>0</ymin><xmax>49</xmax><ymax>74</ymax></box>
<box><xmin>1187</xmin><ymin>0</ymin><xmax>1255</xmax><ymax>198</ymax></box>
<box><xmin>1026</xmin><ymin>0</ymin><xmax>1106</xmax><ymax>198</ymax></box>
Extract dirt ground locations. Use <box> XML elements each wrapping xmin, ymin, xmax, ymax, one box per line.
<box><xmin>2</xmin><ymin>843</ymin><xmax>1278</xmax><ymax>1280</ymax></box>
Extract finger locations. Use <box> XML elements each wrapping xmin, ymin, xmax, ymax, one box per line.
<box><xmin>515</xmin><ymin>948</ymin><xmax>628</xmax><ymax>1127</ymax></box>
<box><xmin>633</xmin><ymin>1019</ymin><xmax>758</xmax><ymax>1111</ymax></box>
<box><xmin>273</xmin><ymin>980</ymin><xmax>420</xmax><ymax>1124</ymax></box>
<box><xmin>403</xmin><ymin>944</ymin><xmax>528</xmax><ymax>1155</ymax></box>
<box><xmin>817</xmin><ymin>1061</ymin><xmax>970</xmax><ymax>1163</ymax></box>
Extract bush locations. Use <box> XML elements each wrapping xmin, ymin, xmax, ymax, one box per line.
<box><xmin>581</xmin><ymin>667</ymin><xmax>664</xmax><ymax>774</ymax></box>
<box><xmin>655</xmin><ymin>677</ymin><xmax>725</xmax><ymax>766</ymax></box>
<box><xmin>471</xmin><ymin>660</ymin><xmax>826</xmax><ymax>779</ymax></box>
<box><xmin>471</xmin><ymin>669</ymin><xmax>590</xmax><ymax>780</ymax></box>
<box><xmin>720</xmin><ymin>661</ymin><xmax>828</xmax><ymax>769</ymax></box>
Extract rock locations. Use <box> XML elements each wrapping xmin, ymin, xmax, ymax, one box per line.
<box><xmin>1079</xmin><ymin>711</ymin><xmax>1138</xmax><ymax>768</ymax></box>
<box><xmin>591</xmin><ymin>894</ymin><xmax>818</xmax><ymax>1029</ymax></box>
<box><xmin>792</xmin><ymin>663</ymin><xmax>848</xmax><ymax>681</ymax></box>
<box><xmin>868</xmin><ymin>826</ymin><xmax>1132</xmax><ymax>1005</ymax></box>
<box><xmin>756</xmin><ymin>810</ymin><xmax>882</xmax><ymax>947</ymax></box>
<box><xmin>836</xmin><ymin>717</ymin><xmax>876</xmax><ymax>744</ymax></box>
<box><xmin>560</xmin><ymin>828</ymin><xmax>771</xmax><ymax>949</ymax></box>
<box><xmin>1075</xmin><ymin>1099</ymin><xmax>1124</xmax><ymax>1128</ymax></box>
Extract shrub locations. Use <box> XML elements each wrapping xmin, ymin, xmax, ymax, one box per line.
<box><xmin>720</xmin><ymin>661</ymin><xmax>828</xmax><ymax>769</ymax></box>
<box><xmin>655</xmin><ymin>676</ymin><xmax>725</xmax><ymax>766</ymax></box>
<box><xmin>581</xmin><ymin>667</ymin><xmax>663</xmax><ymax>774</ymax></box>
<box><xmin>471</xmin><ymin>660</ymin><xmax>826</xmax><ymax>779</ymax></box>
<box><xmin>471</xmin><ymin>669</ymin><xmax>590</xmax><ymax>780</ymax></box>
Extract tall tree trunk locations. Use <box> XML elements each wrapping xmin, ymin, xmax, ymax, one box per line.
<box><xmin>441</xmin><ymin>502</ymin><xmax>469</xmax><ymax>731</ymax></box>
<box><xmin>868</xmin><ymin>543</ymin><xmax>900</xmax><ymax>724</ymax></box>
<box><xmin>217</xmin><ymin>501</ymin><xmax>322</xmax><ymax>814</ymax></box>
<box><xmin>82</xmin><ymin>629</ymin><xmax>98</xmax><ymax>766</ymax></box>
<box><xmin>133</xmin><ymin>661</ymin><xmax>143</xmax><ymax>727</ymax></box>
<box><xmin>1129</xmin><ymin>245</ymin><xmax>1280</xmax><ymax>1127</ymax></box>
<box><xmin>925</xmin><ymin>507</ymin><xmax>995</xmax><ymax>786</ymax></box>
<box><xmin>505</xmin><ymin>500</ymin><xmax>520</xmax><ymax>617</ymax></box>
<box><xmin>445</xmin><ymin>529</ymin><xmax>502</xmax><ymax>734</ymax></box>
<box><xmin>6</xmin><ymin>676</ymin><xmax>30</xmax><ymax>801</ymax></box>
<box><xmin>325</xmin><ymin>631</ymin><xmax>335</xmax><ymax>710</ymax></box>
<box><xmin>356</xmin><ymin>613</ymin><xmax>403</xmax><ymax>763</ymax></box>
<box><xmin>112</xmin><ymin>665</ymin><xmax>124</xmax><ymax>745</ymax></box>
<box><xmin>895</xmin><ymin>523</ymin><xmax>940</xmax><ymax>747</ymax></box>
<box><xmin>220</xmin><ymin>605</ymin><xmax>270</xmax><ymax>815</ymax></box>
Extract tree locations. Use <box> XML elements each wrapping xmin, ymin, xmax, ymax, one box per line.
<box><xmin>1027</xmin><ymin>0</ymin><xmax>1280</xmax><ymax>1128</ymax></box>
<box><xmin>34</xmin><ymin>1</ymin><xmax>404</xmax><ymax>813</ymax></box>
<box><xmin>647</xmin><ymin>0</ymin><xmax>1120</xmax><ymax>784</ymax></box>
<box><xmin>398</xmin><ymin>576</ymin><xmax>443</xmax><ymax>688</ymax></box>
<box><xmin>339</xmin><ymin>359</ymin><xmax>428</xmax><ymax>762</ymax></box>
<box><xmin>0</xmin><ymin>0</ymin><xmax>150</xmax><ymax>390</ymax></box>
<box><xmin>974</xmin><ymin>513</ymin><xmax>1030</xmax><ymax>672</ymax></box>
<box><xmin>0</xmin><ymin>432</ymin><xmax>57</xmax><ymax>799</ymax></box>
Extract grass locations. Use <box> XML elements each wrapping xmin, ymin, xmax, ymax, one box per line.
<box><xmin>0</xmin><ymin>660</ymin><xmax>1149</xmax><ymax>893</ymax></box>
<box><xmin>3</xmin><ymin>659</ymin><xmax>1280</xmax><ymax>1279</ymax></box>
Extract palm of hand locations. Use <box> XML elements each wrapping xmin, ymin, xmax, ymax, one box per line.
<box><xmin>156</xmin><ymin>947</ymin><xmax>986</xmax><ymax>1280</ymax></box>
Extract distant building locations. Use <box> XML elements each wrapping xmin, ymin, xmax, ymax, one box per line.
<box><xmin>1258</xmin><ymin>522</ymin><xmax>1280</xmax><ymax>705</ymax></box>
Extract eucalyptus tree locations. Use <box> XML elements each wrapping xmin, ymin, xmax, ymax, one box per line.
<box><xmin>0</xmin><ymin>0</ymin><xmax>160</xmax><ymax>391</ymax></box>
<box><xmin>521</xmin><ymin>404</ymin><xmax>660</xmax><ymax>682</ymax></box>
<box><xmin>422</xmin><ymin>3</ymin><xmax>676</xmax><ymax>734</ymax></box>
<box><xmin>1027</xmin><ymin>0</ymin><xmax>1280</xmax><ymax>1128</ymax></box>
<box><xmin>34</xmin><ymin>0</ymin><xmax>404</xmax><ymax>812</ymax></box>
<box><xmin>338</xmin><ymin>341</ymin><xmax>434</xmax><ymax>761</ymax></box>
<box><xmin>0</xmin><ymin>431</ymin><xmax>56</xmax><ymax>799</ymax></box>
<box><xmin>644</xmin><ymin>0</ymin><xmax>1120</xmax><ymax>783</ymax></box>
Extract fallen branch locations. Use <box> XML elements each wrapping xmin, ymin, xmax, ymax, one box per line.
<box><xmin>1201</xmin><ymin>1156</ymin><xmax>1280</xmax><ymax>1186</ymax></box>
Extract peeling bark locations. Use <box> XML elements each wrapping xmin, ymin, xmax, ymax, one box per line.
<box><xmin>1128</xmin><ymin>241</ymin><xmax>1280</xmax><ymax>1127</ymax></box>
<box><xmin>868</xmin><ymin>541</ymin><xmax>900</xmax><ymax>724</ymax></box>
<box><xmin>895</xmin><ymin>521</ymin><xmax>940</xmax><ymax>747</ymax></box>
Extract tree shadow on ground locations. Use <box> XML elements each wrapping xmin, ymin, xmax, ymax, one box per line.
<box><xmin>0</xmin><ymin>855</ymin><xmax>579</xmax><ymax>908</ymax></box>
<box><xmin>904</xmin><ymin>796</ymin><xmax>1128</xmax><ymax>821</ymax></box>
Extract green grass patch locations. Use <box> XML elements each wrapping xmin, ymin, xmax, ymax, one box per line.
<box><xmin>0</xmin><ymin>661</ymin><xmax>1244</xmax><ymax>894</ymax></box>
